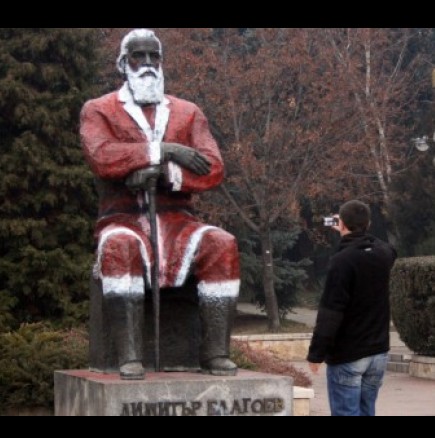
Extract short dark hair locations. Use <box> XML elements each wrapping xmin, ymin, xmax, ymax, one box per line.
<box><xmin>339</xmin><ymin>200</ymin><xmax>371</xmax><ymax>233</ymax></box>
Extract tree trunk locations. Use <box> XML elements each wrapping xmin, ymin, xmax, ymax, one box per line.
<box><xmin>384</xmin><ymin>206</ymin><xmax>400</xmax><ymax>249</ymax></box>
<box><xmin>260</xmin><ymin>226</ymin><xmax>281</xmax><ymax>332</ymax></box>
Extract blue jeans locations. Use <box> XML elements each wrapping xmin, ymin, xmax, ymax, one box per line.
<box><xmin>327</xmin><ymin>353</ymin><xmax>388</xmax><ymax>416</ymax></box>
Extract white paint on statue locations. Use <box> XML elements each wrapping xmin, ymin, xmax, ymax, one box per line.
<box><xmin>95</xmin><ymin>227</ymin><xmax>152</xmax><ymax>290</ymax></box>
<box><xmin>103</xmin><ymin>275</ymin><xmax>145</xmax><ymax>296</ymax></box>
<box><xmin>168</xmin><ymin>161</ymin><xmax>183</xmax><ymax>191</ymax></box>
<box><xmin>198</xmin><ymin>280</ymin><xmax>241</xmax><ymax>299</ymax></box>
<box><xmin>116</xmin><ymin>29</ymin><xmax>163</xmax><ymax>74</ymax></box>
<box><xmin>174</xmin><ymin>226</ymin><xmax>219</xmax><ymax>287</ymax></box>
<box><xmin>119</xmin><ymin>84</ymin><xmax>170</xmax><ymax>166</ymax></box>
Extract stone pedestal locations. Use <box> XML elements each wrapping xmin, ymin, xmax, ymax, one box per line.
<box><xmin>409</xmin><ymin>355</ymin><xmax>435</xmax><ymax>380</ymax></box>
<box><xmin>54</xmin><ymin>370</ymin><xmax>293</xmax><ymax>416</ymax></box>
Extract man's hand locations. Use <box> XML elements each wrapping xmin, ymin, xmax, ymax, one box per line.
<box><xmin>126</xmin><ymin>166</ymin><xmax>161</xmax><ymax>192</ymax></box>
<box><xmin>162</xmin><ymin>142</ymin><xmax>211</xmax><ymax>176</ymax></box>
<box><xmin>332</xmin><ymin>214</ymin><xmax>341</xmax><ymax>233</ymax></box>
<box><xmin>308</xmin><ymin>362</ymin><xmax>322</xmax><ymax>374</ymax></box>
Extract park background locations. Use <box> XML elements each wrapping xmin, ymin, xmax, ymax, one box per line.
<box><xmin>1</xmin><ymin>28</ymin><xmax>435</xmax><ymax>412</ymax></box>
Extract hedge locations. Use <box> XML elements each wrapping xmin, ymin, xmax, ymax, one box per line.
<box><xmin>0</xmin><ymin>323</ymin><xmax>88</xmax><ymax>414</ymax></box>
<box><xmin>390</xmin><ymin>257</ymin><xmax>435</xmax><ymax>356</ymax></box>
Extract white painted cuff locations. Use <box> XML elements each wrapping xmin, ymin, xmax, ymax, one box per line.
<box><xmin>198</xmin><ymin>280</ymin><xmax>240</xmax><ymax>299</ymax></box>
<box><xmin>102</xmin><ymin>274</ymin><xmax>145</xmax><ymax>296</ymax></box>
<box><xmin>168</xmin><ymin>161</ymin><xmax>183</xmax><ymax>192</ymax></box>
<box><xmin>149</xmin><ymin>141</ymin><xmax>162</xmax><ymax>165</ymax></box>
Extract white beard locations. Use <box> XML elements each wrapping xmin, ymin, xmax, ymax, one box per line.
<box><xmin>126</xmin><ymin>64</ymin><xmax>165</xmax><ymax>105</ymax></box>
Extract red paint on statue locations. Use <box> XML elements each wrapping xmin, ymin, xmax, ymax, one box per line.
<box><xmin>81</xmin><ymin>91</ymin><xmax>240</xmax><ymax>291</ymax></box>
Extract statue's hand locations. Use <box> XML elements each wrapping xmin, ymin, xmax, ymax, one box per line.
<box><xmin>162</xmin><ymin>142</ymin><xmax>211</xmax><ymax>176</ymax></box>
<box><xmin>126</xmin><ymin>166</ymin><xmax>161</xmax><ymax>192</ymax></box>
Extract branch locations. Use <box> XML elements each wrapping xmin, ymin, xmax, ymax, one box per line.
<box><xmin>220</xmin><ymin>184</ymin><xmax>260</xmax><ymax>233</ymax></box>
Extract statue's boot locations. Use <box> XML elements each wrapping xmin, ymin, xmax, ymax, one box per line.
<box><xmin>199</xmin><ymin>296</ymin><xmax>238</xmax><ymax>376</ymax></box>
<box><xmin>105</xmin><ymin>293</ymin><xmax>145</xmax><ymax>380</ymax></box>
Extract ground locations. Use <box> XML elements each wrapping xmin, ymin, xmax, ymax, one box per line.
<box><xmin>233</xmin><ymin>312</ymin><xmax>309</xmax><ymax>335</ymax></box>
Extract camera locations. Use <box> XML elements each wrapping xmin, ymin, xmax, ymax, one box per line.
<box><xmin>324</xmin><ymin>217</ymin><xmax>339</xmax><ymax>227</ymax></box>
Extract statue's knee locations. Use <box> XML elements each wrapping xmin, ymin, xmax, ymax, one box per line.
<box><xmin>101</xmin><ymin>233</ymin><xmax>144</xmax><ymax>276</ymax></box>
<box><xmin>203</xmin><ymin>230</ymin><xmax>238</xmax><ymax>254</ymax></box>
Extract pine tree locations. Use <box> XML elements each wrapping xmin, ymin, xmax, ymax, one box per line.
<box><xmin>0</xmin><ymin>29</ymin><xmax>100</xmax><ymax>330</ymax></box>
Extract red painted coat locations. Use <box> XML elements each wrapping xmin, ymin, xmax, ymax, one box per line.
<box><xmin>80</xmin><ymin>87</ymin><xmax>240</xmax><ymax>289</ymax></box>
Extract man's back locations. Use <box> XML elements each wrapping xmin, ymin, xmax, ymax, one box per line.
<box><xmin>324</xmin><ymin>233</ymin><xmax>397</xmax><ymax>365</ymax></box>
<box><xmin>307</xmin><ymin>200</ymin><xmax>397</xmax><ymax>416</ymax></box>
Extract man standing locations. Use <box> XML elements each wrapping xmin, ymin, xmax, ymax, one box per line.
<box><xmin>80</xmin><ymin>29</ymin><xmax>240</xmax><ymax>380</ymax></box>
<box><xmin>307</xmin><ymin>200</ymin><xmax>397</xmax><ymax>416</ymax></box>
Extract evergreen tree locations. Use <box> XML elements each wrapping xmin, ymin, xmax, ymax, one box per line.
<box><xmin>238</xmin><ymin>225</ymin><xmax>310</xmax><ymax>319</ymax></box>
<box><xmin>0</xmin><ymin>29</ymin><xmax>100</xmax><ymax>330</ymax></box>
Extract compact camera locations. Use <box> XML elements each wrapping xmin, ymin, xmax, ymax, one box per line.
<box><xmin>324</xmin><ymin>217</ymin><xmax>339</xmax><ymax>227</ymax></box>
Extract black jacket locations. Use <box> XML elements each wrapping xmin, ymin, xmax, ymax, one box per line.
<box><xmin>307</xmin><ymin>233</ymin><xmax>397</xmax><ymax>365</ymax></box>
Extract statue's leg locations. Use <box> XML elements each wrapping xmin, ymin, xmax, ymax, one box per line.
<box><xmin>194</xmin><ymin>230</ymin><xmax>241</xmax><ymax>376</ymax></box>
<box><xmin>99</xmin><ymin>231</ymin><xmax>147</xmax><ymax>380</ymax></box>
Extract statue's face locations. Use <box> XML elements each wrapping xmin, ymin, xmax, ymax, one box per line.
<box><xmin>124</xmin><ymin>36</ymin><xmax>164</xmax><ymax>105</ymax></box>
<box><xmin>127</xmin><ymin>38</ymin><xmax>161</xmax><ymax>74</ymax></box>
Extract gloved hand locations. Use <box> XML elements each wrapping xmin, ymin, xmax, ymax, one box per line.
<box><xmin>161</xmin><ymin>142</ymin><xmax>211</xmax><ymax>176</ymax></box>
<box><xmin>125</xmin><ymin>166</ymin><xmax>161</xmax><ymax>192</ymax></box>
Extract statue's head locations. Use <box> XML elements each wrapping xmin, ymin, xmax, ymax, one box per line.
<box><xmin>117</xmin><ymin>29</ymin><xmax>164</xmax><ymax>106</ymax></box>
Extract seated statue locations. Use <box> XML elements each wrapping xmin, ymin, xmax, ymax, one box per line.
<box><xmin>80</xmin><ymin>29</ymin><xmax>240</xmax><ymax>380</ymax></box>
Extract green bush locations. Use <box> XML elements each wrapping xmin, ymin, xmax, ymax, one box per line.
<box><xmin>390</xmin><ymin>257</ymin><xmax>435</xmax><ymax>356</ymax></box>
<box><xmin>0</xmin><ymin>323</ymin><xmax>88</xmax><ymax>413</ymax></box>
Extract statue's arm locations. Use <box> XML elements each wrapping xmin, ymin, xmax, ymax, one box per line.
<box><xmin>80</xmin><ymin>100</ymin><xmax>159</xmax><ymax>180</ymax></box>
<box><xmin>165</xmin><ymin>105</ymin><xmax>224</xmax><ymax>193</ymax></box>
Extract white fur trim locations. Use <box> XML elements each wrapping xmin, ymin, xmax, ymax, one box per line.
<box><xmin>94</xmin><ymin>227</ymin><xmax>151</xmax><ymax>287</ymax></box>
<box><xmin>119</xmin><ymin>84</ymin><xmax>170</xmax><ymax>164</ymax></box>
<box><xmin>150</xmin><ymin>141</ymin><xmax>161</xmax><ymax>165</ymax></box>
<box><xmin>118</xmin><ymin>82</ymin><xmax>131</xmax><ymax>103</ymax></box>
<box><xmin>174</xmin><ymin>226</ymin><xmax>218</xmax><ymax>287</ymax></box>
<box><xmin>102</xmin><ymin>275</ymin><xmax>145</xmax><ymax>296</ymax></box>
<box><xmin>168</xmin><ymin>161</ymin><xmax>183</xmax><ymax>192</ymax></box>
<box><xmin>154</xmin><ymin>97</ymin><xmax>170</xmax><ymax>144</ymax></box>
<box><xmin>198</xmin><ymin>280</ymin><xmax>241</xmax><ymax>299</ymax></box>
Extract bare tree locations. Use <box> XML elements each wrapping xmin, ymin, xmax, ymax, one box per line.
<box><xmin>320</xmin><ymin>28</ymin><xmax>430</xmax><ymax>245</ymax></box>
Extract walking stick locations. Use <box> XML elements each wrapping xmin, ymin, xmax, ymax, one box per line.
<box><xmin>147</xmin><ymin>176</ymin><xmax>160</xmax><ymax>372</ymax></box>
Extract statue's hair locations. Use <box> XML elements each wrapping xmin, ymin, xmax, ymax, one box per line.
<box><xmin>116</xmin><ymin>29</ymin><xmax>162</xmax><ymax>74</ymax></box>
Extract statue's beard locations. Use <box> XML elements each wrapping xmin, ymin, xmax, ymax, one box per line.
<box><xmin>126</xmin><ymin>65</ymin><xmax>165</xmax><ymax>105</ymax></box>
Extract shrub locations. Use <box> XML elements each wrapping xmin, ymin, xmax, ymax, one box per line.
<box><xmin>390</xmin><ymin>257</ymin><xmax>435</xmax><ymax>356</ymax></box>
<box><xmin>231</xmin><ymin>340</ymin><xmax>312</xmax><ymax>388</ymax></box>
<box><xmin>0</xmin><ymin>323</ymin><xmax>88</xmax><ymax>413</ymax></box>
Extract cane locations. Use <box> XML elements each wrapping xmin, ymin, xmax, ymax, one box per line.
<box><xmin>147</xmin><ymin>175</ymin><xmax>160</xmax><ymax>372</ymax></box>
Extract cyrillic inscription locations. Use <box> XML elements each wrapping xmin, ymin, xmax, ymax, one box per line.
<box><xmin>120</xmin><ymin>398</ymin><xmax>285</xmax><ymax>416</ymax></box>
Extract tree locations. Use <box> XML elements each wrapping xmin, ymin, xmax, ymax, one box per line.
<box><xmin>0</xmin><ymin>29</ymin><xmax>100</xmax><ymax>330</ymax></box>
<box><xmin>319</xmin><ymin>28</ymin><xmax>432</xmax><ymax>246</ymax></box>
<box><xmin>159</xmin><ymin>28</ymin><xmax>341</xmax><ymax>330</ymax></box>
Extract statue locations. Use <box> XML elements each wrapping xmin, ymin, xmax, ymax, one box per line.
<box><xmin>80</xmin><ymin>29</ymin><xmax>240</xmax><ymax>380</ymax></box>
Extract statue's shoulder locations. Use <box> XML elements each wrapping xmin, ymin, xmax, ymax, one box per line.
<box><xmin>166</xmin><ymin>95</ymin><xmax>201</xmax><ymax>114</ymax></box>
<box><xmin>83</xmin><ymin>91</ymin><xmax>119</xmax><ymax>112</ymax></box>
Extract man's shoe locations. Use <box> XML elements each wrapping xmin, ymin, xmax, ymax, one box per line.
<box><xmin>120</xmin><ymin>361</ymin><xmax>146</xmax><ymax>380</ymax></box>
<box><xmin>201</xmin><ymin>357</ymin><xmax>238</xmax><ymax>377</ymax></box>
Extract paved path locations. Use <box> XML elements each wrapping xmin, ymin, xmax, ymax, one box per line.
<box><xmin>237</xmin><ymin>303</ymin><xmax>318</xmax><ymax>327</ymax></box>
<box><xmin>237</xmin><ymin>303</ymin><xmax>406</xmax><ymax>349</ymax></box>
<box><xmin>238</xmin><ymin>303</ymin><xmax>435</xmax><ymax>416</ymax></box>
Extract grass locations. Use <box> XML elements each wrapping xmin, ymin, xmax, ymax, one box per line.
<box><xmin>233</xmin><ymin>313</ymin><xmax>311</xmax><ymax>335</ymax></box>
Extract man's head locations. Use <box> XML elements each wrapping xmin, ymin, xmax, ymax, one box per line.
<box><xmin>338</xmin><ymin>200</ymin><xmax>371</xmax><ymax>235</ymax></box>
<box><xmin>117</xmin><ymin>29</ymin><xmax>165</xmax><ymax>106</ymax></box>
